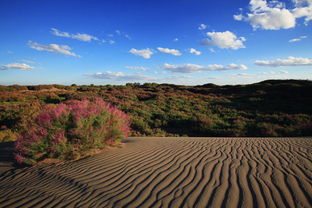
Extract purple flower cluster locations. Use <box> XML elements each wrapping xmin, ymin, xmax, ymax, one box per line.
<box><xmin>15</xmin><ymin>98</ymin><xmax>130</xmax><ymax>164</ymax></box>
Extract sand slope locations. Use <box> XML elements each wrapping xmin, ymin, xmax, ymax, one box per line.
<box><xmin>0</xmin><ymin>137</ymin><xmax>311</xmax><ymax>208</ymax></box>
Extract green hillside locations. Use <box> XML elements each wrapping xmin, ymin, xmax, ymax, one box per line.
<box><xmin>1</xmin><ymin>79</ymin><xmax>311</xmax><ymax>140</ymax></box>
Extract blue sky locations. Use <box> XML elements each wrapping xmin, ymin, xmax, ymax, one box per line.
<box><xmin>1</xmin><ymin>0</ymin><xmax>311</xmax><ymax>85</ymax></box>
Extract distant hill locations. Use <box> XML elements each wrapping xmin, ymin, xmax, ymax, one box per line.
<box><xmin>1</xmin><ymin>79</ymin><xmax>311</xmax><ymax>138</ymax></box>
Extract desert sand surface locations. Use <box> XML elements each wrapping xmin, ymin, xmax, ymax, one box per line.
<box><xmin>0</xmin><ymin>137</ymin><xmax>311</xmax><ymax>208</ymax></box>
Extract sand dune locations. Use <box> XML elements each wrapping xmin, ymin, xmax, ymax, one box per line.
<box><xmin>0</xmin><ymin>137</ymin><xmax>311</xmax><ymax>207</ymax></box>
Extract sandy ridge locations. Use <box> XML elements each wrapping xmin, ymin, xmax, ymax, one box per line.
<box><xmin>0</xmin><ymin>137</ymin><xmax>311</xmax><ymax>208</ymax></box>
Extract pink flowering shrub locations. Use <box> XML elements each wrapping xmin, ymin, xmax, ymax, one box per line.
<box><xmin>15</xmin><ymin>98</ymin><xmax>130</xmax><ymax>164</ymax></box>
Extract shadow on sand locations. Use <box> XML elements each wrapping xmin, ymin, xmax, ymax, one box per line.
<box><xmin>0</xmin><ymin>141</ymin><xmax>27</xmax><ymax>175</ymax></box>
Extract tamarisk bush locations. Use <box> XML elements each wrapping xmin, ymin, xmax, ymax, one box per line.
<box><xmin>14</xmin><ymin>98</ymin><xmax>130</xmax><ymax>164</ymax></box>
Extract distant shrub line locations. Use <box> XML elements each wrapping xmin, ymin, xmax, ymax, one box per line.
<box><xmin>0</xmin><ymin>79</ymin><xmax>311</xmax><ymax>150</ymax></box>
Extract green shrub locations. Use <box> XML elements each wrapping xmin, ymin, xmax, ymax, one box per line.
<box><xmin>0</xmin><ymin>129</ymin><xmax>17</xmax><ymax>142</ymax></box>
<box><xmin>14</xmin><ymin>98</ymin><xmax>130</xmax><ymax>164</ymax></box>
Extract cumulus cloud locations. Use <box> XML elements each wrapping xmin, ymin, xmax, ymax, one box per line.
<box><xmin>28</xmin><ymin>41</ymin><xmax>80</xmax><ymax>57</ymax></box>
<box><xmin>72</xmin><ymin>34</ymin><xmax>98</xmax><ymax>42</ymax></box>
<box><xmin>161</xmin><ymin>63</ymin><xmax>204</xmax><ymax>73</ymax></box>
<box><xmin>234</xmin><ymin>14</ymin><xmax>244</xmax><ymax>21</ymax></box>
<box><xmin>206</xmin><ymin>64</ymin><xmax>248</xmax><ymax>71</ymax></box>
<box><xmin>160</xmin><ymin>63</ymin><xmax>248</xmax><ymax>73</ymax></box>
<box><xmin>254</xmin><ymin>56</ymin><xmax>312</xmax><ymax>67</ymax></box>
<box><xmin>292</xmin><ymin>0</ymin><xmax>312</xmax><ymax>25</ymax></box>
<box><xmin>51</xmin><ymin>28</ymin><xmax>71</xmax><ymax>38</ymax></box>
<box><xmin>201</xmin><ymin>31</ymin><xmax>246</xmax><ymax>50</ymax></box>
<box><xmin>188</xmin><ymin>48</ymin><xmax>202</xmax><ymax>55</ymax></box>
<box><xmin>51</xmin><ymin>28</ymin><xmax>98</xmax><ymax>42</ymax></box>
<box><xmin>227</xmin><ymin>63</ymin><xmax>249</xmax><ymax>70</ymax></box>
<box><xmin>198</xmin><ymin>23</ymin><xmax>207</xmax><ymax>30</ymax></box>
<box><xmin>289</xmin><ymin>35</ymin><xmax>307</xmax><ymax>42</ymax></box>
<box><xmin>126</xmin><ymin>66</ymin><xmax>150</xmax><ymax>71</ymax></box>
<box><xmin>293</xmin><ymin>0</ymin><xmax>312</xmax><ymax>7</ymax></box>
<box><xmin>129</xmin><ymin>48</ymin><xmax>153</xmax><ymax>59</ymax></box>
<box><xmin>234</xmin><ymin>0</ymin><xmax>312</xmax><ymax>30</ymax></box>
<box><xmin>86</xmin><ymin>71</ymin><xmax>154</xmax><ymax>81</ymax></box>
<box><xmin>157</xmin><ymin>47</ymin><xmax>182</xmax><ymax>56</ymax></box>
<box><xmin>0</xmin><ymin>63</ymin><xmax>35</xmax><ymax>70</ymax></box>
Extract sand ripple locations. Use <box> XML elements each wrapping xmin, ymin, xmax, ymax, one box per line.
<box><xmin>0</xmin><ymin>137</ymin><xmax>311</xmax><ymax>208</ymax></box>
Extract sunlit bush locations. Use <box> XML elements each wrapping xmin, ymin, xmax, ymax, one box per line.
<box><xmin>15</xmin><ymin>98</ymin><xmax>130</xmax><ymax>164</ymax></box>
<box><xmin>0</xmin><ymin>129</ymin><xmax>17</xmax><ymax>142</ymax></box>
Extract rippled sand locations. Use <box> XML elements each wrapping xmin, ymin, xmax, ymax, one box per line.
<box><xmin>0</xmin><ymin>137</ymin><xmax>311</xmax><ymax>207</ymax></box>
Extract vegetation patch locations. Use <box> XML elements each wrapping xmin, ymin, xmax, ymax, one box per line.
<box><xmin>14</xmin><ymin>98</ymin><xmax>130</xmax><ymax>164</ymax></box>
<box><xmin>1</xmin><ymin>80</ymin><xmax>312</xmax><ymax>141</ymax></box>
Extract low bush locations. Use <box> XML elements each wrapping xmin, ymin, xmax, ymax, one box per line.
<box><xmin>0</xmin><ymin>129</ymin><xmax>17</xmax><ymax>142</ymax></box>
<box><xmin>14</xmin><ymin>98</ymin><xmax>130</xmax><ymax>164</ymax></box>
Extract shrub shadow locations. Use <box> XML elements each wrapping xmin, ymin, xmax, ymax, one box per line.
<box><xmin>0</xmin><ymin>141</ymin><xmax>28</xmax><ymax>175</ymax></box>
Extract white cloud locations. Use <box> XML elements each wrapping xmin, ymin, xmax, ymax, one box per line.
<box><xmin>124</xmin><ymin>34</ymin><xmax>132</xmax><ymax>40</ymax></box>
<box><xmin>188</xmin><ymin>48</ymin><xmax>202</xmax><ymax>55</ymax></box>
<box><xmin>234</xmin><ymin>73</ymin><xmax>252</xmax><ymax>77</ymax></box>
<box><xmin>292</xmin><ymin>0</ymin><xmax>312</xmax><ymax>25</ymax></box>
<box><xmin>51</xmin><ymin>28</ymin><xmax>70</xmax><ymax>38</ymax></box>
<box><xmin>227</xmin><ymin>63</ymin><xmax>248</xmax><ymax>70</ymax></box>
<box><xmin>86</xmin><ymin>71</ymin><xmax>154</xmax><ymax>81</ymax></box>
<box><xmin>72</xmin><ymin>33</ymin><xmax>98</xmax><ymax>42</ymax></box>
<box><xmin>234</xmin><ymin>0</ymin><xmax>312</xmax><ymax>30</ymax></box>
<box><xmin>209</xmin><ymin>48</ymin><xmax>216</xmax><ymax>53</ymax></box>
<box><xmin>129</xmin><ymin>48</ymin><xmax>153</xmax><ymax>59</ymax></box>
<box><xmin>173</xmin><ymin>38</ymin><xmax>179</xmax><ymax>42</ymax></box>
<box><xmin>198</xmin><ymin>24</ymin><xmax>207</xmax><ymax>30</ymax></box>
<box><xmin>161</xmin><ymin>63</ymin><xmax>204</xmax><ymax>73</ymax></box>
<box><xmin>206</xmin><ymin>64</ymin><xmax>226</xmax><ymax>71</ymax></box>
<box><xmin>115</xmin><ymin>30</ymin><xmax>121</xmax><ymax>35</ymax></box>
<box><xmin>28</xmin><ymin>41</ymin><xmax>80</xmax><ymax>57</ymax></box>
<box><xmin>160</xmin><ymin>63</ymin><xmax>248</xmax><ymax>73</ymax></box>
<box><xmin>157</xmin><ymin>47</ymin><xmax>182</xmax><ymax>56</ymax></box>
<box><xmin>258</xmin><ymin>70</ymin><xmax>289</xmax><ymax>75</ymax></box>
<box><xmin>247</xmin><ymin>8</ymin><xmax>296</xmax><ymax>30</ymax></box>
<box><xmin>115</xmin><ymin>30</ymin><xmax>132</xmax><ymax>40</ymax></box>
<box><xmin>289</xmin><ymin>35</ymin><xmax>307</xmax><ymax>42</ymax></box>
<box><xmin>207</xmin><ymin>64</ymin><xmax>248</xmax><ymax>71</ymax></box>
<box><xmin>126</xmin><ymin>66</ymin><xmax>150</xmax><ymax>71</ymax></box>
<box><xmin>19</xmin><ymin>59</ymin><xmax>35</xmax><ymax>64</ymax></box>
<box><xmin>0</xmin><ymin>63</ymin><xmax>35</xmax><ymax>70</ymax></box>
<box><xmin>289</xmin><ymin>38</ymin><xmax>301</xmax><ymax>42</ymax></box>
<box><xmin>293</xmin><ymin>0</ymin><xmax>312</xmax><ymax>7</ymax></box>
<box><xmin>102</xmin><ymin>40</ymin><xmax>116</xmax><ymax>44</ymax></box>
<box><xmin>254</xmin><ymin>56</ymin><xmax>312</xmax><ymax>67</ymax></box>
<box><xmin>108</xmin><ymin>40</ymin><xmax>115</xmax><ymax>44</ymax></box>
<box><xmin>234</xmin><ymin>14</ymin><xmax>244</xmax><ymax>21</ymax></box>
<box><xmin>51</xmin><ymin>28</ymin><xmax>98</xmax><ymax>42</ymax></box>
<box><xmin>201</xmin><ymin>31</ymin><xmax>246</xmax><ymax>50</ymax></box>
